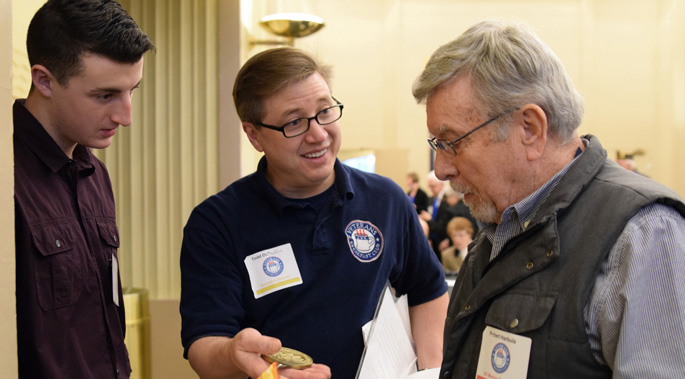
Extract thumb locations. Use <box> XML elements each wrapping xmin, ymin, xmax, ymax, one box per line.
<box><xmin>240</xmin><ymin>328</ymin><xmax>281</xmax><ymax>355</ymax></box>
<box><xmin>233</xmin><ymin>328</ymin><xmax>282</xmax><ymax>356</ymax></box>
<box><xmin>258</xmin><ymin>335</ymin><xmax>282</xmax><ymax>356</ymax></box>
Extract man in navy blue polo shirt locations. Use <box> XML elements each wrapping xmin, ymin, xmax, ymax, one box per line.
<box><xmin>180</xmin><ymin>47</ymin><xmax>449</xmax><ymax>379</ymax></box>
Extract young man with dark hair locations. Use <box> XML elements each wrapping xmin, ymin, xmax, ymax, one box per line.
<box><xmin>14</xmin><ymin>0</ymin><xmax>154</xmax><ymax>377</ymax></box>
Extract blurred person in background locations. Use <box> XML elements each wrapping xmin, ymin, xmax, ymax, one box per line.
<box><xmin>407</xmin><ymin>171</ymin><xmax>429</xmax><ymax>214</ymax></box>
<box><xmin>440</xmin><ymin>217</ymin><xmax>475</xmax><ymax>275</ymax></box>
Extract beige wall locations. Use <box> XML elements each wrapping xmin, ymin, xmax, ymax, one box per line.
<box><xmin>11</xmin><ymin>0</ymin><xmax>44</xmax><ymax>98</ymax></box>
<box><xmin>1</xmin><ymin>0</ymin><xmax>16</xmax><ymax>376</ymax></box>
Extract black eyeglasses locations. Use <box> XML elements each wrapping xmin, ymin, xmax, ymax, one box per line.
<box><xmin>256</xmin><ymin>97</ymin><xmax>344</xmax><ymax>138</ymax></box>
<box><xmin>427</xmin><ymin>111</ymin><xmax>507</xmax><ymax>156</ymax></box>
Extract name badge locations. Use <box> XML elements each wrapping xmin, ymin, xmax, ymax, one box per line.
<box><xmin>245</xmin><ymin>243</ymin><xmax>303</xmax><ymax>299</ymax></box>
<box><xmin>475</xmin><ymin>326</ymin><xmax>531</xmax><ymax>379</ymax></box>
<box><xmin>112</xmin><ymin>254</ymin><xmax>119</xmax><ymax>307</ymax></box>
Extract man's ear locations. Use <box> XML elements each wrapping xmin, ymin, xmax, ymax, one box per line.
<box><xmin>242</xmin><ymin>121</ymin><xmax>264</xmax><ymax>152</ymax></box>
<box><xmin>30</xmin><ymin>65</ymin><xmax>55</xmax><ymax>98</ymax></box>
<box><xmin>517</xmin><ymin>103</ymin><xmax>547</xmax><ymax>161</ymax></box>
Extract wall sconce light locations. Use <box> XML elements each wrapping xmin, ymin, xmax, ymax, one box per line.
<box><xmin>251</xmin><ymin>13</ymin><xmax>325</xmax><ymax>47</ymax></box>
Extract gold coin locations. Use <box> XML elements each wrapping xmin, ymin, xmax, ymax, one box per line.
<box><xmin>263</xmin><ymin>347</ymin><xmax>313</xmax><ymax>369</ymax></box>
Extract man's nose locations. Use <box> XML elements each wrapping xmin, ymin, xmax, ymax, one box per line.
<box><xmin>111</xmin><ymin>94</ymin><xmax>133</xmax><ymax>126</ymax></box>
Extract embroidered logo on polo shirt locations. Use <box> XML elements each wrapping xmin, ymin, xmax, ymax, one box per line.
<box><xmin>345</xmin><ymin>220</ymin><xmax>383</xmax><ymax>262</ymax></box>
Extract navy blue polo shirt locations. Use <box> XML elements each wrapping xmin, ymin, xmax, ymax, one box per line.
<box><xmin>180</xmin><ymin>157</ymin><xmax>447</xmax><ymax>379</ymax></box>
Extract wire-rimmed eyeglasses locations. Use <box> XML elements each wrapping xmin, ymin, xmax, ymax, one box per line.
<box><xmin>256</xmin><ymin>97</ymin><xmax>344</xmax><ymax>138</ymax></box>
<box><xmin>427</xmin><ymin>111</ymin><xmax>508</xmax><ymax>156</ymax></box>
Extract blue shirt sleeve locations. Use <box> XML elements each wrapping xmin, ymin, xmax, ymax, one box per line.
<box><xmin>586</xmin><ymin>203</ymin><xmax>685</xmax><ymax>376</ymax></box>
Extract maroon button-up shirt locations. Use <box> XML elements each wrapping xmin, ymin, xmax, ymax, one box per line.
<box><xmin>13</xmin><ymin>100</ymin><xmax>130</xmax><ymax>378</ymax></box>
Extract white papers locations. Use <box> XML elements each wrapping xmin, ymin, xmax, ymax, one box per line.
<box><xmin>407</xmin><ymin>368</ymin><xmax>440</xmax><ymax>379</ymax></box>
<box><xmin>356</xmin><ymin>285</ymin><xmax>435</xmax><ymax>379</ymax></box>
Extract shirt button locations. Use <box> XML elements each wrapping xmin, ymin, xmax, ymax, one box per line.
<box><xmin>509</xmin><ymin>318</ymin><xmax>519</xmax><ymax>329</ymax></box>
<box><xmin>526</xmin><ymin>262</ymin><xmax>534</xmax><ymax>270</ymax></box>
<box><xmin>55</xmin><ymin>239</ymin><xmax>61</xmax><ymax>248</ymax></box>
<box><xmin>113</xmin><ymin>235</ymin><xmax>118</xmax><ymax>242</ymax></box>
<box><xmin>464</xmin><ymin>304</ymin><xmax>471</xmax><ymax>311</ymax></box>
<box><xmin>443</xmin><ymin>371</ymin><xmax>451</xmax><ymax>378</ymax></box>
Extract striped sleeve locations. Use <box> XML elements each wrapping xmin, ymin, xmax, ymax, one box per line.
<box><xmin>586</xmin><ymin>203</ymin><xmax>685</xmax><ymax>377</ymax></box>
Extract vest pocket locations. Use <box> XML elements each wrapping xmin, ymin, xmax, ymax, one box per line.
<box><xmin>31</xmin><ymin>222</ymin><xmax>84</xmax><ymax>311</ymax></box>
<box><xmin>485</xmin><ymin>292</ymin><xmax>557</xmax><ymax>333</ymax></box>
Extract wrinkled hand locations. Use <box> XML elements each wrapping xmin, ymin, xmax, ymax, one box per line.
<box><xmin>227</xmin><ymin>328</ymin><xmax>331</xmax><ymax>379</ymax></box>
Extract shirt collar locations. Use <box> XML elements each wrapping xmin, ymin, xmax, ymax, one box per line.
<box><xmin>13</xmin><ymin>99</ymin><xmax>94</xmax><ymax>174</ymax></box>
<box><xmin>256</xmin><ymin>157</ymin><xmax>353</xmax><ymax>214</ymax></box>
<box><xmin>482</xmin><ymin>138</ymin><xmax>588</xmax><ymax>260</ymax></box>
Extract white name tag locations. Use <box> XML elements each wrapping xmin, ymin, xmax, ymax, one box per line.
<box><xmin>244</xmin><ymin>243</ymin><xmax>303</xmax><ymax>299</ymax></box>
<box><xmin>475</xmin><ymin>326</ymin><xmax>531</xmax><ymax>379</ymax></box>
<box><xmin>112</xmin><ymin>254</ymin><xmax>119</xmax><ymax>307</ymax></box>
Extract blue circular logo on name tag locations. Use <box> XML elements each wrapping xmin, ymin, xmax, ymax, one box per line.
<box><xmin>491</xmin><ymin>343</ymin><xmax>511</xmax><ymax>373</ymax></box>
<box><xmin>263</xmin><ymin>256</ymin><xmax>284</xmax><ymax>277</ymax></box>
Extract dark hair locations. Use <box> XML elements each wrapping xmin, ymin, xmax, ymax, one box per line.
<box><xmin>27</xmin><ymin>0</ymin><xmax>155</xmax><ymax>85</ymax></box>
<box><xmin>233</xmin><ymin>47</ymin><xmax>333</xmax><ymax>124</ymax></box>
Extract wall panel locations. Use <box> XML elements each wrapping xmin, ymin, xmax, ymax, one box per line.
<box><xmin>99</xmin><ymin>0</ymin><xmax>221</xmax><ymax>298</ymax></box>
